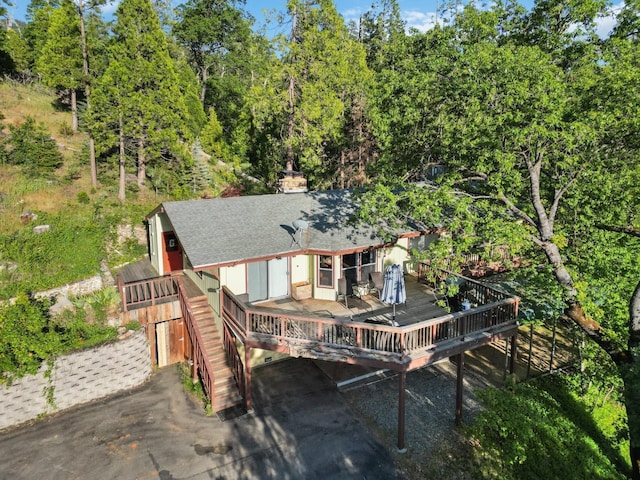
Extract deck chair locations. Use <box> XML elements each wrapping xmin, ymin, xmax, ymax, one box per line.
<box><xmin>369</xmin><ymin>272</ymin><xmax>383</xmax><ymax>298</ymax></box>
<box><xmin>337</xmin><ymin>277</ymin><xmax>354</xmax><ymax>308</ymax></box>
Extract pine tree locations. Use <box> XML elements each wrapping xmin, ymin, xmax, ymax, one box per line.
<box><xmin>280</xmin><ymin>0</ymin><xmax>373</xmax><ymax>188</ymax></box>
<box><xmin>37</xmin><ymin>0</ymin><xmax>84</xmax><ymax>132</ymax></box>
<box><xmin>89</xmin><ymin>0</ymin><xmax>204</xmax><ymax>201</ymax></box>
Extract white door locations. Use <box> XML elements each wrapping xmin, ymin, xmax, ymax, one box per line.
<box><xmin>268</xmin><ymin>257</ymin><xmax>289</xmax><ymax>298</ymax></box>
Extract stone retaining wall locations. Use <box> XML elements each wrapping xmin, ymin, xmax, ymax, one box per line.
<box><xmin>0</xmin><ymin>330</ymin><xmax>152</xmax><ymax>431</ymax></box>
<box><xmin>34</xmin><ymin>258</ymin><xmax>116</xmax><ymax>301</ymax></box>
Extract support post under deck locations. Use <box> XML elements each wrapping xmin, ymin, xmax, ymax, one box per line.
<box><xmin>191</xmin><ymin>341</ymin><xmax>198</xmax><ymax>383</ymax></box>
<box><xmin>244</xmin><ymin>344</ymin><xmax>253</xmax><ymax>412</ymax></box>
<box><xmin>455</xmin><ymin>352</ymin><xmax>464</xmax><ymax>426</ymax></box>
<box><xmin>148</xmin><ymin>323</ymin><xmax>157</xmax><ymax>367</ymax></box>
<box><xmin>509</xmin><ymin>334</ymin><xmax>518</xmax><ymax>375</ymax></box>
<box><xmin>397</xmin><ymin>370</ymin><xmax>407</xmax><ymax>453</ymax></box>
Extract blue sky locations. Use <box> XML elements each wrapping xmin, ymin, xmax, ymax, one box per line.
<box><xmin>8</xmin><ymin>0</ymin><xmax>620</xmax><ymax>38</ymax></box>
<box><xmin>8</xmin><ymin>0</ymin><xmax>442</xmax><ymax>31</ymax></box>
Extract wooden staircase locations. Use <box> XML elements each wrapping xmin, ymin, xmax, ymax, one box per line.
<box><xmin>188</xmin><ymin>295</ymin><xmax>244</xmax><ymax>412</ymax></box>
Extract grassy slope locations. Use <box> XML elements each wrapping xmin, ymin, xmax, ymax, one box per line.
<box><xmin>0</xmin><ymin>82</ymin><xmax>161</xmax><ymax>298</ymax></box>
<box><xmin>0</xmin><ymin>82</ymin><xmax>89</xmax><ymax>234</ymax></box>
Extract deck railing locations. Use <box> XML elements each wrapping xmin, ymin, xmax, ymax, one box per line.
<box><xmin>417</xmin><ymin>262</ymin><xmax>510</xmax><ymax>303</ymax></box>
<box><xmin>119</xmin><ymin>275</ymin><xmax>179</xmax><ymax>312</ymax></box>
<box><xmin>177</xmin><ymin>278</ymin><xmax>216</xmax><ymax>405</ymax></box>
<box><xmin>221</xmin><ymin>285</ymin><xmax>518</xmax><ymax>364</ymax></box>
<box><xmin>121</xmin><ymin>270</ymin><xmax>517</xmax><ymax>373</ymax></box>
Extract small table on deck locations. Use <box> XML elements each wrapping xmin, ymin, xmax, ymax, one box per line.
<box><xmin>355</xmin><ymin>282</ymin><xmax>370</xmax><ymax>298</ymax></box>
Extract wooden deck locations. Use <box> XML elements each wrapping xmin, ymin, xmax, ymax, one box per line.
<box><xmin>222</xmin><ymin>273</ymin><xmax>519</xmax><ymax>372</ymax></box>
<box><xmin>257</xmin><ymin>274</ymin><xmax>448</xmax><ymax>327</ymax></box>
<box><xmin>118</xmin><ymin>258</ymin><xmax>159</xmax><ymax>283</ymax></box>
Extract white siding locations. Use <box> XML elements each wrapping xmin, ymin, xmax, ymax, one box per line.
<box><xmin>381</xmin><ymin>238</ymin><xmax>412</xmax><ymax>272</ymax></box>
<box><xmin>407</xmin><ymin>234</ymin><xmax>439</xmax><ymax>273</ymax></box>
<box><xmin>220</xmin><ymin>264</ymin><xmax>246</xmax><ymax>295</ymax></box>
<box><xmin>148</xmin><ymin>212</ymin><xmax>177</xmax><ymax>276</ymax></box>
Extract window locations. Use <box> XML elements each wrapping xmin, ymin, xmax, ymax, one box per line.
<box><xmin>360</xmin><ymin>249</ymin><xmax>377</xmax><ymax>283</ymax></box>
<box><xmin>341</xmin><ymin>249</ymin><xmax>377</xmax><ymax>284</ymax></box>
<box><xmin>318</xmin><ymin>255</ymin><xmax>333</xmax><ymax>287</ymax></box>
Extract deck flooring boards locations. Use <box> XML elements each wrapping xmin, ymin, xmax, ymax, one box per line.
<box><xmin>118</xmin><ymin>259</ymin><xmax>159</xmax><ymax>283</ymax></box>
<box><xmin>257</xmin><ymin>274</ymin><xmax>449</xmax><ymax>327</ymax></box>
<box><xmin>181</xmin><ymin>274</ymin><xmax>207</xmax><ymax>299</ymax></box>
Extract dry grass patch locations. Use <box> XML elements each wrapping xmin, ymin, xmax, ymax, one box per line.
<box><xmin>0</xmin><ymin>82</ymin><xmax>87</xmax><ymax>157</ymax></box>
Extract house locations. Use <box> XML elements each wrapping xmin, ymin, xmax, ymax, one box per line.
<box><xmin>120</xmin><ymin>188</ymin><xmax>519</xmax><ymax>451</ymax></box>
<box><xmin>146</xmin><ymin>188</ymin><xmax>435</xmax><ymax>301</ymax></box>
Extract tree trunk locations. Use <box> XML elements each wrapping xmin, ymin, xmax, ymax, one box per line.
<box><xmin>118</xmin><ymin>113</ymin><xmax>126</xmax><ymax>202</ymax></box>
<box><xmin>137</xmin><ymin>137</ymin><xmax>146</xmax><ymax>187</ymax></box>
<box><xmin>624</xmin><ymin>281</ymin><xmax>640</xmax><ymax>479</ymax></box>
<box><xmin>287</xmin><ymin>72</ymin><xmax>296</xmax><ymax>172</ymax></box>
<box><xmin>562</xmin><ymin>280</ymin><xmax>640</xmax><ymax>479</ymax></box>
<box><xmin>199</xmin><ymin>65</ymin><xmax>208</xmax><ymax>105</ymax></box>
<box><xmin>88</xmin><ymin>131</ymin><xmax>97</xmax><ymax>188</ymax></box>
<box><xmin>536</xmin><ymin>226</ymin><xmax>638</xmax><ymax>475</ymax></box>
<box><xmin>286</xmin><ymin>4</ymin><xmax>298</xmax><ymax>173</ymax></box>
<box><xmin>70</xmin><ymin>89</ymin><xmax>78</xmax><ymax>132</ymax></box>
<box><xmin>76</xmin><ymin>0</ymin><xmax>97</xmax><ymax>188</ymax></box>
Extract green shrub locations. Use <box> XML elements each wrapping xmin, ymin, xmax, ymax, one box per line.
<box><xmin>0</xmin><ymin>293</ymin><xmax>59</xmax><ymax>382</ymax></box>
<box><xmin>178</xmin><ymin>362</ymin><xmax>212</xmax><ymax>415</ymax></box>
<box><xmin>77</xmin><ymin>191</ymin><xmax>90</xmax><ymax>204</ymax></box>
<box><xmin>0</xmin><ymin>293</ymin><xmax>117</xmax><ymax>384</ymax></box>
<box><xmin>124</xmin><ymin>320</ymin><xmax>140</xmax><ymax>331</ymax></box>
<box><xmin>58</xmin><ymin>122</ymin><xmax>74</xmax><ymax>137</ymax></box>
<box><xmin>468</xmin><ymin>375</ymin><xmax>630</xmax><ymax>479</ymax></box>
<box><xmin>0</xmin><ymin>211</ymin><xmax>107</xmax><ymax>299</ymax></box>
<box><xmin>69</xmin><ymin>288</ymin><xmax>119</xmax><ymax>323</ymax></box>
<box><xmin>6</xmin><ymin>116</ymin><xmax>64</xmax><ymax>176</ymax></box>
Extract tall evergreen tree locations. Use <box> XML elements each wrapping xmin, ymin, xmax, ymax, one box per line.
<box><xmin>260</xmin><ymin>0</ymin><xmax>374</xmax><ymax>189</ymax></box>
<box><xmin>358</xmin><ymin>0</ymin><xmax>406</xmax><ymax>72</ymax></box>
<box><xmin>173</xmin><ymin>0</ymin><xmax>252</xmax><ymax>105</ymax></box>
<box><xmin>37</xmin><ymin>0</ymin><xmax>83</xmax><ymax>132</ymax></box>
<box><xmin>4</xmin><ymin>29</ymin><xmax>31</xmax><ymax>75</ymax></box>
<box><xmin>89</xmin><ymin>0</ymin><xmax>204</xmax><ymax>201</ymax></box>
<box><xmin>23</xmin><ymin>0</ymin><xmax>60</xmax><ymax>74</ymax></box>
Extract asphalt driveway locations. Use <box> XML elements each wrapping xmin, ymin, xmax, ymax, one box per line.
<box><xmin>0</xmin><ymin>358</ymin><xmax>404</xmax><ymax>480</ymax></box>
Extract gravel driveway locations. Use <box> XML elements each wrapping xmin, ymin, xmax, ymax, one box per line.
<box><xmin>342</xmin><ymin>358</ymin><xmax>497</xmax><ymax>479</ymax></box>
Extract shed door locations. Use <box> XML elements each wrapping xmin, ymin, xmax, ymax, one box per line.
<box><xmin>162</xmin><ymin>232</ymin><xmax>182</xmax><ymax>273</ymax></box>
<box><xmin>155</xmin><ymin>319</ymin><xmax>184</xmax><ymax>367</ymax></box>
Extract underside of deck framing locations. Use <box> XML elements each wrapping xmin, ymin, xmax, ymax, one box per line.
<box><xmin>242</xmin><ymin>320</ymin><xmax>518</xmax><ymax>373</ymax></box>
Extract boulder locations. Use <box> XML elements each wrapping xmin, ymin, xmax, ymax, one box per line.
<box><xmin>20</xmin><ymin>211</ymin><xmax>38</xmax><ymax>224</ymax></box>
<box><xmin>33</xmin><ymin>225</ymin><xmax>51</xmax><ymax>234</ymax></box>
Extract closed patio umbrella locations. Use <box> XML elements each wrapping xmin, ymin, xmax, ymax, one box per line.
<box><xmin>380</xmin><ymin>264</ymin><xmax>406</xmax><ymax>323</ymax></box>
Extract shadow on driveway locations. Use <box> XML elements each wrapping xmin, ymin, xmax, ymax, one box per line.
<box><xmin>0</xmin><ymin>358</ymin><xmax>405</xmax><ymax>480</ymax></box>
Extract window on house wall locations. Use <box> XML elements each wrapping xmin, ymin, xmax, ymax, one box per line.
<box><xmin>318</xmin><ymin>255</ymin><xmax>334</xmax><ymax>287</ymax></box>
<box><xmin>149</xmin><ymin>229</ymin><xmax>155</xmax><ymax>256</ymax></box>
<box><xmin>341</xmin><ymin>249</ymin><xmax>377</xmax><ymax>284</ymax></box>
<box><xmin>360</xmin><ymin>249</ymin><xmax>377</xmax><ymax>282</ymax></box>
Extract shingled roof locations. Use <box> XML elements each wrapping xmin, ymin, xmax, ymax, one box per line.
<box><xmin>157</xmin><ymin>189</ymin><xmax>420</xmax><ymax>270</ymax></box>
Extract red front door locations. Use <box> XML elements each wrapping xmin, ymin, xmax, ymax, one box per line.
<box><xmin>162</xmin><ymin>232</ymin><xmax>182</xmax><ymax>273</ymax></box>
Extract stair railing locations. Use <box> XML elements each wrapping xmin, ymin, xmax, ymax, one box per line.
<box><xmin>222</xmin><ymin>321</ymin><xmax>245</xmax><ymax>400</ymax></box>
<box><xmin>176</xmin><ymin>277</ymin><xmax>216</xmax><ymax>405</ymax></box>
